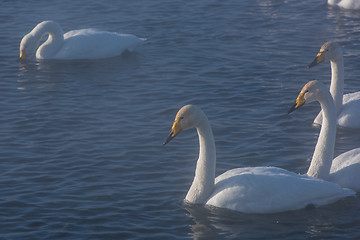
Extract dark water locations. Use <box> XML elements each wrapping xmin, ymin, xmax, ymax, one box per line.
<box><xmin>1</xmin><ymin>0</ymin><xmax>360</xmax><ymax>239</ymax></box>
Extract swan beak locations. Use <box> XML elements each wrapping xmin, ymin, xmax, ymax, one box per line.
<box><xmin>308</xmin><ymin>52</ymin><xmax>325</xmax><ymax>68</ymax></box>
<box><xmin>19</xmin><ymin>50</ymin><xmax>27</xmax><ymax>61</ymax></box>
<box><xmin>288</xmin><ymin>92</ymin><xmax>306</xmax><ymax>114</ymax></box>
<box><xmin>163</xmin><ymin>119</ymin><xmax>182</xmax><ymax>145</ymax></box>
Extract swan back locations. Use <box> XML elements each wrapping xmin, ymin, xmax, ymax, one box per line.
<box><xmin>58</xmin><ymin>29</ymin><xmax>144</xmax><ymax>59</ymax></box>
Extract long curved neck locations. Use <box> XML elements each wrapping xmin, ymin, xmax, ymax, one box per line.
<box><xmin>307</xmin><ymin>91</ymin><xmax>337</xmax><ymax>180</ymax></box>
<box><xmin>33</xmin><ymin>21</ymin><xmax>64</xmax><ymax>59</ymax></box>
<box><xmin>185</xmin><ymin>117</ymin><xmax>216</xmax><ymax>204</ymax></box>
<box><xmin>329</xmin><ymin>55</ymin><xmax>344</xmax><ymax>116</ymax></box>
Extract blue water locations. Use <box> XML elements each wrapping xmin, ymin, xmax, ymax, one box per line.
<box><xmin>1</xmin><ymin>0</ymin><xmax>360</xmax><ymax>239</ymax></box>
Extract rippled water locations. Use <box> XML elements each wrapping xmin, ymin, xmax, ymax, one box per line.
<box><xmin>1</xmin><ymin>0</ymin><xmax>360</xmax><ymax>239</ymax></box>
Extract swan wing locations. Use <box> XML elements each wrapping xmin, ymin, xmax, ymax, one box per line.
<box><xmin>54</xmin><ymin>29</ymin><xmax>144</xmax><ymax>59</ymax></box>
<box><xmin>343</xmin><ymin>91</ymin><xmax>360</xmax><ymax>103</ymax></box>
<box><xmin>206</xmin><ymin>167</ymin><xmax>354</xmax><ymax>214</ymax></box>
<box><xmin>337</xmin><ymin>92</ymin><xmax>360</xmax><ymax>128</ymax></box>
<box><xmin>316</xmin><ymin>92</ymin><xmax>360</xmax><ymax>128</ymax></box>
<box><xmin>330</xmin><ymin>148</ymin><xmax>360</xmax><ymax>192</ymax></box>
<box><xmin>338</xmin><ymin>0</ymin><xmax>360</xmax><ymax>9</ymax></box>
<box><xmin>328</xmin><ymin>0</ymin><xmax>360</xmax><ymax>9</ymax></box>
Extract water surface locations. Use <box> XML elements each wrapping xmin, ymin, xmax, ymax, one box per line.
<box><xmin>1</xmin><ymin>0</ymin><xmax>360</xmax><ymax>239</ymax></box>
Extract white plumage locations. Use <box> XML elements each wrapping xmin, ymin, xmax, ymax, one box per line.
<box><xmin>289</xmin><ymin>80</ymin><xmax>360</xmax><ymax>192</ymax></box>
<box><xmin>19</xmin><ymin>20</ymin><xmax>145</xmax><ymax>60</ymax></box>
<box><xmin>309</xmin><ymin>42</ymin><xmax>360</xmax><ymax>129</ymax></box>
<box><xmin>330</xmin><ymin>148</ymin><xmax>360</xmax><ymax>192</ymax></box>
<box><xmin>328</xmin><ymin>0</ymin><xmax>360</xmax><ymax>9</ymax></box>
<box><xmin>163</xmin><ymin>104</ymin><xmax>354</xmax><ymax>214</ymax></box>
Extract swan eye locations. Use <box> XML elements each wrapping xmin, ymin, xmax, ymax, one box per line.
<box><xmin>180</xmin><ymin>116</ymin><xmax>184</xmax><ymax>120</ymax></box>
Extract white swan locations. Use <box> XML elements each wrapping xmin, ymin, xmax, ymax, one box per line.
<box><xmin>289</xmin><ymin>80</ymin><xmax>360</xmax><ymax>192</ymax></box>
<box><xmin>163</xmin><ymin>104</ymin><xmax>354</xmax><ymax>214</ymax></box>
<box><xmin>328</xmin><ymin>0</ymin><xmax>360</xmax><ymax>9</ymax></box>
<box><xmin>19</xmin><ymin>20</ymin><xmax>145</xmax><ymax>61</ymax></box>
<box><xmin>309</xmin><ymin>41</ymin><xmax>360</xmax><ymax>128</ymax></box>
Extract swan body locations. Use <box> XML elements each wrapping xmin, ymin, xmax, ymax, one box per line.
<box><xmin>328</xmin><ymin>0</ymin><xmax>360</xmax><ymax>9</ymax></box>
<box><xmin>338</xmin><ymin>92</ymin><xmax>360</xmax><ymax>128</ymax></box>
<box><xmin>289</xmin><ymin>80</ymin><xmax>360</xmax><ymax>192</ymax></box>
<box><xmin>309</xmin><ymin>41</ymin><xmax>360</xmax><ymax>128</ymax></box>
<box><xmin>208</xmin><ymin>167</ymin><xmax>352</xmax><ymax>214</ymax></box>
<box><xmin>163</xmin><ymin>105</ymin><xmax>354</xmax><ymax>214</ymax></box>
<box><xmin>330</xmin><ymin>148</ymin><xmax>360</xmax><ymax>192</ymax></box>
<box><xmin>19</xmin><ymin>20</ymin><xmax>145</xmax><ymax>60</ymax></box>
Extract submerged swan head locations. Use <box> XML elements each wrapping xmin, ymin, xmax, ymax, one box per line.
<box><xmin>288</xmin><ymin>80</ymin><xmax>328</xmax><ymax>114</ymax></box>
<box><xmin>19</xmin><ymin>33</ymin><xmax>38</xmax><ymax>61</ymax></box>
<box><xmin>19</xmin><ymin>21</ymin><xmax>63</xmax><ymax>61</ymax></box>
<box><xmin>309</xmin><ymin>41</ymin><xmax>343</xmax><ymax>68</ymax></box>
<box><xmin>163</xmin><ymin>105</ymin><xmax>204</xmax><ymax>145</ymax></box>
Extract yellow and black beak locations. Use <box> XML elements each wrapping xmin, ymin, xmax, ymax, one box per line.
<box><xmin>288</xmin><ymin>91</ymin><xmax>306</xmax><ymax>114</ymax></box>
<box><xmin>163</xmin><ymin>118</ymin><xmax>182</xmax><ymax>145</ymax></box>
<box><xmin>19</xmin><ymin>50</ymin><xmax>27</xmax><ymax>61</ymax></box>
<box><xmin>308</xmin><ymin>51</ymin><xmax>325</xmax><ymax>68</ymax></box>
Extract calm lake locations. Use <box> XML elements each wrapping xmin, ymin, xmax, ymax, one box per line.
<box><xmin>1</xmin><ymin>0</ymin><xmax>360</xmax><ymax>239</ymax></box>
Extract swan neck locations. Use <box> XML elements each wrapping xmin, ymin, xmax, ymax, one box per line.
<box><xmin>185</xmin><ymin>117</ymin><xmax>216</xmax><ymax>204</ymax></box>
<box><xmin>32</xmin><ymin>21</ymin><xmax>64</xmax><ymax>59</ymax></box>
<box><xmin>329</xmin><ymin>56</ymin><xmax>344</xmax><ymax>116</ymax></box>
<box><xmin>307</xmin><ymin>92</ymin><xmax>336</xmax><ymax>180</ymax></box>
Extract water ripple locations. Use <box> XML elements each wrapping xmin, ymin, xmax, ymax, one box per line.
<box><xmin>1</xmin><ymin>0</ymin><xmax>360</xmax><ymax>239</ymax></box>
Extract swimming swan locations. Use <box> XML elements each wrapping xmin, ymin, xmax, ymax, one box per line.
<box><xmin>163</xmin><ymin>104</ymin><xmax>354</xmax><ymax>214</ymax></box>
<box><xmin>309</xmin><ymin>41</ymin><xmax>360</xmax><ymax>128</ymax></box>
<box><xmin>289</xmin><ymin>80</ymin><xmax>360</xmax><ymax>192</ymax></box>
<box><xmin>19</xmin><ymin>20</ymin><xmax>145</xmax><ymax>61</ymax></box>
<box><xmin>328</xmin><ymin>0</ymin><xmax>360</xmax><ymax>9</ymax></box>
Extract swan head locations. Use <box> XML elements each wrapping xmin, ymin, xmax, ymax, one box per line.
<box><xmin>308</xmin><ymin>41</ymin><xmax>343</xmax><ymax>68</ymax></box>
<box><xmin>163</xmin><ymin>105</ymin><xmax>204</xmax><ymax>145</ymax></box>
<box><xmin>19</xmin><ymin>33</ymin><xmax>38</xmax><ymax>61</ymax></box>
<box><xmin>288</xmin><ymin>80</ymin><xmax>327</xmax><ymax>114</ymax></box>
